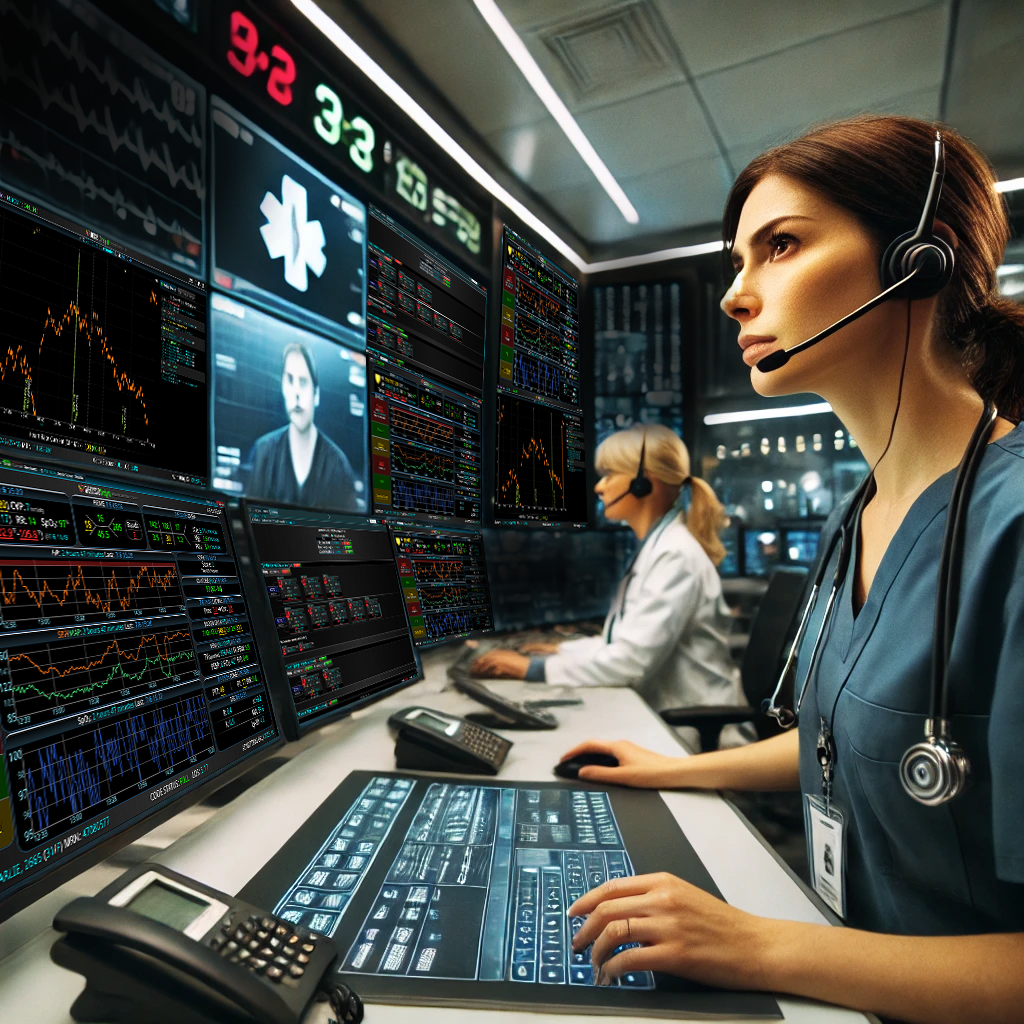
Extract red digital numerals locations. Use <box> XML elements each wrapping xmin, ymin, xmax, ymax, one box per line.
<box><xmin>227</xmin><ymin>11</ymin><xmax>296</xmax><ymax>106</ymax></box>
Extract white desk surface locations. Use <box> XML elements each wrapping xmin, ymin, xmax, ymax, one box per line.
<box><xmin>0</xmin><ymin>645</ymin><xmax>875</xmax><ymax>1023</ymax></box>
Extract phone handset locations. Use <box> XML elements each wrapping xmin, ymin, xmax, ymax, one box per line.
<box><xmin>50</xmin><ymin>865</ymin><xmax>362</xmax><ymax>1024</ymax></box>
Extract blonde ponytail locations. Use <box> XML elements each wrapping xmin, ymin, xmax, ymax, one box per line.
<box><xmin>596</xmin><ymin>424</ymin><xmax>729</xmax><ymax>565</ymax></box>
<box><xmin>684</xmin><ymin>476</ymin><xmax>728</xmax><ymax>567</ymax></box>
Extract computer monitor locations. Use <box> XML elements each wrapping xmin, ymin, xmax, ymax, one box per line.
<box><xmin>389</xmin><ymin>525</ymin><xmax>495</xmax><ymax>646</ymax></box>
<box><xmin>718</xmin><ymin>521</ymin><xmax>742</xmax><ymax>577</ymax></box>
<box><xmin>780</xmin><ymin>521</ymin><xmax>824</xmax><ymax>568</ymax></box>
<box><xmin>0</xmin><ymin>190</ymin><xmax>208</xmax><ymax>488</ymax></box>
<box><xmin>366</xmin><ymin>206</ymin><xmax>486</xmax><ymax>527</ymax></box>
<box><xmin>239</xmin><ymin>503</ymin><xmax>421</xmax><ymax>739</ymax></box>
<box><xmin>0</xmin><ymin>460</ymin><xmax>282</xmax><ymax>923</ymax></box>
<box><xmin>208</xmin><ymin>294</ymin><xmax>368</xmax><ymax>513</ymax></box>
<box><xmin>743</xmin><ymin>527</ymin><xmax>781</xmax><ymax>577</ymax></box>
<box><xmin>494</xmin><ymin>227</ymin><xmax>586</xmax><ymax>528</ymax></box>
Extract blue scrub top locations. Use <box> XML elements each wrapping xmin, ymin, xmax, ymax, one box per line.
<box><xmin>797</xmin><ymin>421</ymin><xmax>1024</xmax><ymax>935</ymax></box>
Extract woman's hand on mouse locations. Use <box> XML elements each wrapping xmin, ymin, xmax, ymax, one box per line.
<box><xmin>568</xmin><ymin>872</ymin><xmax>769</xmax><ymax>990</ymax></box>
<box><xmin>558</xmin><ymin>739</ymin><xmax>686</xmax><ymax>789</ymax></box>
<box><xmin>470</xmin><ymin>650</ymin><xmax>530</xmax><ymax>678</ymax></box>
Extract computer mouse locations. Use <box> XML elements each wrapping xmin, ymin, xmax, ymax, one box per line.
<box><xmin>553</xmin><ymin>752</ymin><xmax>619</xmax><ymax>780</ymax></box>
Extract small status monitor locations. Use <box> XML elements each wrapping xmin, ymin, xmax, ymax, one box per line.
<box><xmin>780</xmin><ymin>521</ymin><xmax>824</xmax><ymax>568</ymax></box>
<box><xmin>494</xmin><ymin>227</ymin><xmax>586</xmax><ymax>528</ymax></box>
<box><xmin>366</xmin><ymin>206</ymin><xmax>486</xmax><ymax>527</ymax></box>
<box><xmin>0</xmin><ymin>460</ymin><xmax>281</xmax><ymax>923</ymax></box>
<box><xmin>0</xmin><ymin>190</ymin><xmax>208</xmax><ymax>488</ymax></box>
<box><xmin>743</xmin><ymin>527</ymin><xmax>781</xmax><ymax>578</ymax></box>
<box><xmin>389</xmin><ymin>525</ymin><xmax>495</xmax><ymax>646</ymax></box>
<box><xmin>718</xmin><ymin>521</ymin><xmax>742</xmax><ymax>577</ymax></box>
<box><xmin>239</xmin><ymin>503</ymin><xmax>420</xmax><ymax>739</ymax></box>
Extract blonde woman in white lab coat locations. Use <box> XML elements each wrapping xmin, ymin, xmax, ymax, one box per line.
<box><xmin>472</xmin><ymin>425</ymin><xmax>746</xmax><ymax>743</ymax></box>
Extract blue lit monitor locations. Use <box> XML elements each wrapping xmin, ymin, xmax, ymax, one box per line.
<box><xmin>780</xmin><ymin>523</ymin><xmax>823</xmax><ymax>568</ymax></box>
<box><xmin>743</xmin><ymin>527</ymin><xmax>780</xmax><ymax>577</ymax></box>
<box><xmin>718</xmin><ymin>522</ymin><xmax>741</xmax><ymax>577</ymax></box>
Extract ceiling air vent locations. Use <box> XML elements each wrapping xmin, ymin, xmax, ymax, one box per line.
<box><xmin>537</xmin><ymin>0</ymin><xmax>685</xmax><ymax>101</ymax></box>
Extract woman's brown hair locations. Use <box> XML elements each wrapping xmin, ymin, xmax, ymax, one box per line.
<box><xmin>721</xmin><ymin>115</ymin><xmax>1024</xmax><ymax>422</ymax></box>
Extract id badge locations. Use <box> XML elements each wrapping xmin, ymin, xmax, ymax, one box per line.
<box><xmin>804</xmin><ymin>794</ymin><xmax>846</xmax><ymax>919</ymax></box>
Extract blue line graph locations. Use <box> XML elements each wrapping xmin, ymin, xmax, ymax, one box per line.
<box><xmin>391</xmin><ymin>476</ymin><xmax>455</xmax><ymax>516</ymax></box>
<box><xmin>15</xmin><ymin>693</ymin><xmax>212</xmax><ymax>846</ymax></box>
<box><xmin>513</xmin><ymin>350</ymin><xmax>577</xmax><ymax>403</ymax></box>
<box><xmin>423</xmin><ymin>608</ymin><xmax>475</xmax><ymax>639</ymax></box>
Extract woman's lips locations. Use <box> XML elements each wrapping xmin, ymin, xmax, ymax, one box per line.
<box><xmin>740</xmin><ymin>340</ymin><xmax>778</xmax><ymax>367</ymax></box>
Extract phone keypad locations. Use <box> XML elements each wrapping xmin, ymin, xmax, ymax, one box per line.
<box><xmin>458</xmin><ymin>723</ymin><xmax>509</xmax><ymax>766</ymax></box>
<box><xmin>209</xmin><ymin>912</ymin><xmax>319</xmax><ymax>984</ymax></box>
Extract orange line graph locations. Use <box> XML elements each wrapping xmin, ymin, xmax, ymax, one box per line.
<box><xmin>0</xmin><ymin>300</ymin><xmax>150</xmax><ymax>438</ymax></box>
<box><xmin>0</xmin><ymin>562</ymin><xmax>179</xmax><ymax>615</ymax></box>
<box><xmin>11</xmin><ymin>630</ymin><xmax>192</xmax><ymax>682</ymax></box>
<box><xmin>497</xmin><ymin>400</ymin><xmax>566</xmax><ymax>508</ymax></box>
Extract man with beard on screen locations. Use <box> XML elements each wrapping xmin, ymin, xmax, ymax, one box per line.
<box><xmin>248</xmin><ymin>341</ymin><xmax>358</xmax><ymax>510</ymax></box>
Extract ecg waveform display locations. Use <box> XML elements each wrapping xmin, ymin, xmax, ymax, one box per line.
<box><xmin>0</xmin><ymin>0</ymin><xmax>206</xmax><ymax>271</ymax></box>
<box><xmin>392</xmin><ymin>528</ymin><xmax>493</xmax><ymax>646</ymax></box>
<box><xmin>0</xmin><ymin>203</ymin><xmax>208</xmax><ymax>482</ymax></box>
<box><xmin>495</xmin><ymin>395</ymin><xmax>588</xmax><ymax>526</ymax></box>
<box><xmin>9</xmin><ymin>693</ymin><xmax>213</xmax><ymax>848</ymax></box>
<box><xmin>370</xmin><ymin>356</ymin><xmax>482</xmax><ymax>525</ymax></box>
<box><xmin>0</xmin><ymin>560</ymin><xmax>184</xmax><ymax>630</ymax></box>
<box><xmin>5</xmin><ymin>626</ymin><xmax>198</xmax><ymax>730</ymax></box>
<box><xmin>499</xmin><ymin>228</ymin><xmax>581</xmax><ymax>413</ymax></box>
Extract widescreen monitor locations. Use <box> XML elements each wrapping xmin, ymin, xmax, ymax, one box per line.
<box><xmin>0</xmin><ymin>190</ymin><xmax>208</xmax><ymax>488</ymax></box>
<box><xmin>0</xmin><ymin>460</ymin><xmax>281</xmax><ymax>922</ymax></box>
<box><xmin>389</xmin><ymin>525</ymin><xmax>495</xmax><ymax>646</ymax></box>
<box><xmin>366</xmin><ymin>206</ymin><xmax>485</xmax><ymax>528</ymax></box>
<box><xmin>239</xmin><ymin>503</ymin><xmax>420</xmax><ymax>739</ymax></box>
<box><xmin>494</xmin><ymin>227</ymin><xmax>586</xmax><ymax>527</ymax></box>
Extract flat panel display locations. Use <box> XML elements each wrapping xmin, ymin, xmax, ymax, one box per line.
<box><xmin>743</xmin><ymin>528</ymin><xmax>780</xmax><ymax>578</ymax></box>
<box><xmin>493</xmin><ymin>395</ymin><xmax>587</xmax><ymax>528</ymax></box>
<box><xmin>211</xmin><ymin>97</ymin><xmax>366</xmax><ymax>348</ymax></box>
<box><xmin>0</xmin><ymin>191</ymin><xmax>208</xmax><ymax>488</ymax></box>
<box><xmin>0</xmin><ymin>0</ymin><xmax>205</xmax><ymax>275</ymax></box>
<box><xmin>780</xmin><ymin>523</ymin><xmax>823</xmax><ymax>568</ymax></box>
<box><xmin>390</xmin><ymin>526</ymin><xmax>494</xmax><ymax>646</ymax></box>
<box><xmin>240</xmin><ymin>772</ymin><xmax>780</xmax><ymax>1018</ymax></box>
<box><xmin>241</xmin><ymin>504</ymin><xmax>419</xmax><ymax>738</ymax></box>
<box><xmin>0</xmin><ymin>460</ymin><xmax>280</xmax><ymax>920</ymax></box>
<box><xmin>209</xmin><ymin>294</ymin><xmax>367</xmax><ymax>513</ymax></box>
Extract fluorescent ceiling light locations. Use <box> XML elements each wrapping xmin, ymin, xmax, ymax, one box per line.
<box><xmin>470</xmin><ymin>0</ymin><xmax>638</xmax><ymax>225</ymax></box>
<box><xmin>703</xmin><ymin>402</ymin><xmax>833</xmax><ymax>426</ymax></box>
<box><xmin>290</xmin><ymin>1</ymin><xmax>720</xmax><ymax>272</ymax></box>
<box><xmin>995</xmin><ymin>177</ymin><xmax>1024</xmax><ymax>193</ymax></box>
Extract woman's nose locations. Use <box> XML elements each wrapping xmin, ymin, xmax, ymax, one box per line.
<box><xmin>721</xmin><ymin>272</ymin><xmax>760</xmax><ymax>322</ymax></box>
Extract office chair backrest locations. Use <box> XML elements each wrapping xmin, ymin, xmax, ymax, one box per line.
<box><xmin>740</xmin><ymin>567</ymin><xmax>809</xmax><ymax>740</ymax></box>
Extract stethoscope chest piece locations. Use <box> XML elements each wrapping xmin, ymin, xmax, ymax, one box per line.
<box><xmin>899</xmin><ymin>724</ymin><xmax>971</xmax><ymax>806</ymax></box>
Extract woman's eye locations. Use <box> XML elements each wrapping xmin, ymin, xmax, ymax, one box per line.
<box><xmin>768</xmin><ymin>233</ymin><xmax>795</xmax><ymax>261</ymax></box>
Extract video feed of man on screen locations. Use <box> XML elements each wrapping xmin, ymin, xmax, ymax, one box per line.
<box><xmin>211</xmin><ymin>294</ymin><xmax>368</xmax><ymax>512</ymax></box>
<box><xmin>249</xmin><ymin>342</ymin><xmax>357</xmax><ymax>509</ymax></box>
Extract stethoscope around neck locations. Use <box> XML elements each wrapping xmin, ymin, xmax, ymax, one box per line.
<box><xmin>761</xmin><ymin>401</ymin><xmax>999</xmax><ymax>806</ymax></box>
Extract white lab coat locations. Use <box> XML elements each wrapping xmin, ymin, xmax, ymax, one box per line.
<box><xmin>543</xmin><ymin>514</ymin><xmax>743</xmax><ymax>715</ymax></box>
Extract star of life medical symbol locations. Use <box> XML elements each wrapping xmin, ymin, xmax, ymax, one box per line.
<box><xmin>260</xmin><ymin>174</ymin><xmax>327</xmax><ymax>292</ymax></box>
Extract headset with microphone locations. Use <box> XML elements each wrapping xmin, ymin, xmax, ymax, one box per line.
<box><xmin>602</xmin><ymin>431</ymin><xmax>654</xmax><ymax>511</ymax></box>
<box><xmin>757</xmin><ymin>130</ymin><xmax>999</xmax><ymax>807</ymax></box>
<box><xmin>754</xmin><ymin>132</ymin><xmax>955</xmax><ymax>373</ymax></box>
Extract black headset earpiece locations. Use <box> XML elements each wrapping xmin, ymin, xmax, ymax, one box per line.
<box><xmin>629</xmin><ymin>433</ymin><xmax>654</xmax><ymax>499</ymax></box>
<box><xmin>879</xmin><ymin>132</ymin><xmax>955</xmax><ymax>299</ymax></box>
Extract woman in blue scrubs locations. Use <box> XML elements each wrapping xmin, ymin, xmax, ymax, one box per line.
<box><xmin>564</xmin><ymin>115</ymin><xmax>1024</xmax><ymax>1023</ymax></box>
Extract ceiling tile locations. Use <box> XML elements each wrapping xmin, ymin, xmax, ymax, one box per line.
<box><xmin>485</xmin><ymin>119</ymin><xmax>596</xmax><ymax>193</ymax></box>
<box><xmin>354</xmin><ymin>0</ymin><xmax>549</xmax><ymax>135</ymax></box>
<box><xmin>545</xmin><ymin>154</ymin><xmax>732</xmax><ymax>240</ymax></box>
<box><xmin>576</xmin><ymin>83</ymin><xmax>721</xmax><ymax>180</ymax></box>
<box><xmin>697</xmin><ymin>4</ymin><xmax>948</xmax><ymax>149</ymax></box>
<box><xmin>656</xmin><ymin>0</ymin><xmax>944</xmax><ymax>78</ymax></box>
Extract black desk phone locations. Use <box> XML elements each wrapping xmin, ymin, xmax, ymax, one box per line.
<box><xmin>448</xmin><ymin>668</ymin><xmax>558</xmax><ymax>730</ymax></box>
<box><xmin>50</xmin><ymin>863</ymin><xmax>362</xmax><ymax>1024</ymax></box>
<box><xmin>388</xmin><ymin>705</ymin><xmax>512</xmax><ymax>775</ymax></box>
